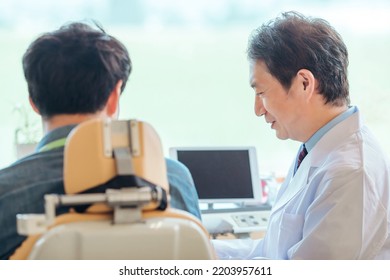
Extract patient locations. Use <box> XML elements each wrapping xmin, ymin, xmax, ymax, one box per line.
<box><xmin>0</xmin><ymin>21</ymin><xmax>201</xmax><ymax>260</ymax></box>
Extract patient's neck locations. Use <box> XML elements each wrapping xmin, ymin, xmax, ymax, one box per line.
<box><xmin>42</xmin><ymin>113</ymin><xmax>105</xmax><ymax>134</ymax></box>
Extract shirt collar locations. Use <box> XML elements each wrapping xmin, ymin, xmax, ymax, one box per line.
<box><xmin>35</xmin><ymin>124</ymin><xmax>77</xmax><ymax>152</ymax></box>
<box><xmin>305</xmin><ymin>106</ymin><xmax>358</xmax><ymax>152</ymax></box>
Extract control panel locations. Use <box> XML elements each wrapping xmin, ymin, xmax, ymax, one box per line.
<box><xmin>201</xmin><ymin>209</ymin><xmax>271</xmax><ymax>237</ymax></box>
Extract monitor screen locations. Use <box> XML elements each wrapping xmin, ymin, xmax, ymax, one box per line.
<box><xmin>169</xmin><ymin>147</ymin><xmax>262</xmax><ymax>204</ymax></box>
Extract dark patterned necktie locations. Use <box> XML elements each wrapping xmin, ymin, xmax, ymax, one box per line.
<box><xmin>297</xmin><ymin>144</ymin><xmax>308</xmax><ymax>170</ymax></box>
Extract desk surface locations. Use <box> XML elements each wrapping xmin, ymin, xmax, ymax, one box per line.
<box><xmin>215</xmin><ymin>231</ymin><xmax>265</xmax><ymax>240</ymax></box>
<box><xmin>201</xmin><ymin>203</ymin><xmax>271</xmax><ymax>214</ymax></box>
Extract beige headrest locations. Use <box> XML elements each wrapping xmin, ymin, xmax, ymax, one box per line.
<box><xmin>63</xmin><ymin>118</ymin><xmax>169</xmax><ymax>195</ymax></box>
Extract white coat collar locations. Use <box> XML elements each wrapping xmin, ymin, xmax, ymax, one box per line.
<box><xmin>271</xmin><ymin>109</ymin><xmax>363</xmax><ymax>213</ymax></box>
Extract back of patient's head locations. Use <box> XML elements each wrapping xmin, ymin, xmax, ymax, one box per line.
<box><xmin>23</xmin><ymin>22</ymin><xmax>132</xmax><ymax>118</ymax></box>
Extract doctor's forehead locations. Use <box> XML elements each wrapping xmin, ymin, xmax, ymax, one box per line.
<box><xmin>249</xmin><ymin>60</ymin><xmax>269</xmax><ymax>88</ymax></box>
<box><xmin>249</xmin><ymin>60</ymin><xmax>258</xmax><ymax>88</ymax></box>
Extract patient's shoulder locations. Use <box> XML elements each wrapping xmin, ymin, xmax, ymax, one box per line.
<box><xmin>165</xmin><ymin>158</ymin><xmax>190</xmax><ymax>175</ymax></box>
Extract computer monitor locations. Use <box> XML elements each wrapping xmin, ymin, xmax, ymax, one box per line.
<box><xmin>169</xmin><ymin>146</ymin><xmax>262</xmax><ymax>205</ymax></box>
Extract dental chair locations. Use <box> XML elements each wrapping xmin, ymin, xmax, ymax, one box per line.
<box><xmin>11</xmin><ymin>119</ymin><xmax>215</xmax><ymax>260</ymax></box>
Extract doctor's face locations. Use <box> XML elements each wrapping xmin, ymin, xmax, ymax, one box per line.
<box><xmin>249</xmin><ymin>60</ymin><xmax>304</xmax><ymax>141</ymax></box>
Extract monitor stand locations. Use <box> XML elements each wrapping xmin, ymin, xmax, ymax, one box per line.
<box><xmin>203</xmin><ymin>202</ymin><xmax>244</xmax><ymax>212</ymax></box>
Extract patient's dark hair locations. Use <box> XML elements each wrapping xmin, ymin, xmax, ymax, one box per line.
<box><xmin>23</xmin><ymin>21</ymin><xmax>132</xmax><ymax>118</ymax></box>
<box><xmin>248</xmin><ymin>11</ymin><xmax>349</xmax><ymax>106</ymax></box>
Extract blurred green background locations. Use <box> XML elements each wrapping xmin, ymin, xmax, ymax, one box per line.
<box><xmin>1</xmin><ymin>0</ymin><xmax>390</xmax><ymax>177</ymax></box>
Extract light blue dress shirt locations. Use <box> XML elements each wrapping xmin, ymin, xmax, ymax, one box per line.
<box><xmin>294</xmin><ymin>106</ymin><xmax>358</xmax><ymax>173</ymax></box>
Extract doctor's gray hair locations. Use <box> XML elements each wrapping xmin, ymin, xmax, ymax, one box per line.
<box><xmin>247</xmin><ymin>11</ymin><xmax>350</xmax><ymax>106</ymax></box>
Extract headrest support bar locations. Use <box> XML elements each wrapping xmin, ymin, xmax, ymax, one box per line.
<box><xmin>16</xmin><ymin>186</ymin><xmax>167</xmax><ymax>236</ymax></box>
<box><xmin>103</xmin><ymin>119</ymin><xmax>141</xmax><ymax>158</ymax></box>
<box><xmin>113</xmin><ymin>147</ymin><xmax>134</xmax><ymax>175</ymax></box>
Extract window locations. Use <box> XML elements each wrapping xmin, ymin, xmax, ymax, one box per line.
<box><xmin>1</xmin><ymin>0</ymin><xmax>389</xmax><ymax>177</ymax></box>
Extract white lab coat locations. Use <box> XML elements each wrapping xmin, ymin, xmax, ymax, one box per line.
<box><xmin>213</xmin><ymin>109</ymin><xmax>390</xmax><ymax>259</ymax></box>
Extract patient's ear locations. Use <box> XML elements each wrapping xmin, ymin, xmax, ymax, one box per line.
<box><xmin>29</xmin><ymin>97</ymin><xmax>40</xmax><ymax>115</ymax></box>
<box><xmin>105</xmin><ymin>80</ymin><xmax>123</xmax><ymax>118</ymax></box>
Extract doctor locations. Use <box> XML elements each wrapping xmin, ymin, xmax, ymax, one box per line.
<box><xmin>214</xmin><ymin>11</ymin><xmax>390</xmax><ymax>259</ymax></box>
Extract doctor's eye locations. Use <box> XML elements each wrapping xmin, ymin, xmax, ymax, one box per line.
<box><xmin>256</xmin><ymin>92</ymin><xmax>264</xmax><ymax>97</ymax></box>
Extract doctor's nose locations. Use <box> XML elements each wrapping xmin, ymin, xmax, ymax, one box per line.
<box><xmin>254</xmin><ymin>97</ymin><xmax>266</xmax><ymax>117</ymax></box>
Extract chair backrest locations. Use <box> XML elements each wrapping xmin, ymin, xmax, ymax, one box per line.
<box><xmin>64</xmin><ymin>118</ymin><xmax>169</xmax><ymax>195</ymax></box>
<box><xmin>11</xmin><ymin>118</ymin><xmax>215</xmax><ymax>260</ymax></box>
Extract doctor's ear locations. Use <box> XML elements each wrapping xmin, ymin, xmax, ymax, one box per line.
<box><xmin>303</xmin><ymin>81</ymin><xmax>308</xmax><ymax>90</ymax></box>
<box><xmin>296</xmin><ymin>69</ymin><xmax>315</xmax><ymax>95</ymax></box>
